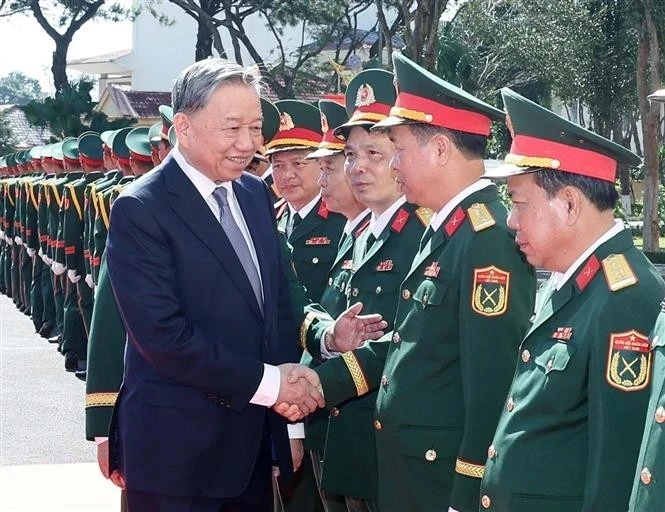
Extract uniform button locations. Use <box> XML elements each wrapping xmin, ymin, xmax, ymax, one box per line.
<box><xmin>402</xmin><ymin>289</ymin><xmax>411</xmax><ymax>300</ymax></box>
<box><xmin>481</xmin><ymin>495</ymin><xmax>491</xmax><ymax>509</ymax></box>
<box><xmin>641</xmin><ymin>468</ymin><xmax>653</xmax><ymax>485</ymax></box>
<box><xmin>312</xmin><ymin>257</ymin><xmax>319</xmax><ymax>264</ymax></box>
<box><xmin>330</xmin><ymin>407</ymin><xmax>340</xmax><ymax>417</ymax></box>
<box><xmin>655</xmin><ymin>406</ymin><xmax>665</xmax><ymax>424</ymax></box>
<box><xmin>487</xmin><ymin>444</ymin><xmax>497</xmax><ymax>459</ymax></box>
<box><xmin>375</xmin><ymin>286</ymin><xmax>382</xmax><ymax>294</ymax></box>
<box><xmin>374</xmin><ymin>419</ymin><xmax>382</xmax><ymax>431</ymax></box>
<box><xmin>352</xmin><ymin>288</ymin><xmax>359</xmax><ymax>297</ymax></box>
<box><xmin>380</xmin><ymin>375</ymin><xmax>388</xmax><ymax>388</ymax></box>
<box><xmin>521</xmin><ymin>349</ymin><xmax>531</xmax><ymax>363</ymax></box>
<box><xmin>392</xmin><ymin>332</ymin><xmax>401</xmax><ymax>343</ymax></box>
<box><xmin>424</xmin><ymin>449</ymin><xmax>437</xmax><ymax>462</ymax></box>
<box><xmin>506</xmin><ymin>397</ymin><xmax>515</xmax><ymax>412</ymax></box>
<box><xmin>328</xmin><ymin>277</ymin><xmax>333</xmax><ymax>286</ymax></box>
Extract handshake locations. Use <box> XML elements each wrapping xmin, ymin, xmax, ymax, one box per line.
<box><xmin>273</xmin><ymin>363</ymin><xmax>325</xmax><ymax>422</ymax></box>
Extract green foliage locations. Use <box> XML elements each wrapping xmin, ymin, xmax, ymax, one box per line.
<box><xmin>0</xmin><ymin>115</ymin><xmax>15</xmax><ymax>154</ymax></box>
<box><xmin>0</xmin><ymin>72</ymin><xmax>44</xmax><ymax>105</ymax></box>
<box><xmin>6</xmin><ymin>0</ymin><xmax>130</xmax><ymax>25</ymax></box>
<box><xmin>21</xmin><ymin>79</ymin><xmax>135</xmax><ymax>139</ymax></box>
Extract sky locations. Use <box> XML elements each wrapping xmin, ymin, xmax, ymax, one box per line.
<box><xmin>0</xmin><ymin>1</ymin><xmax>133</xmax><ymax>95</ymax></box>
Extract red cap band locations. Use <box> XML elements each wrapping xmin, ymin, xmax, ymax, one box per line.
<box><xmin>63</xmin><ymin>156</ymin><xmax>80</xmax><ymax>166</ymax></box>
<box><xmin>267</xmin><ymin>127</ymin><xmax>322</xmax><ymax>150</ymax></box>
<box><xmin>79</xmin><ymin>154</ymin><xmax>104</xmax><ymax>167</ymax></box>
<box><xmin>392</xmin><ymin>92</ymin><xmax>492</xmax><ymax>136</ymax></box>
<box><xmin>129</xmin><ymin>150</ymin><xmax>153</xmax><ymax>163</ymax></box>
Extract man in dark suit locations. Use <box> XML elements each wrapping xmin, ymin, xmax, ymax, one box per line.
<box><xmin>106</xmin><ymin>59</ymin><xmax>325</xmax><ymax>512</ymax></box>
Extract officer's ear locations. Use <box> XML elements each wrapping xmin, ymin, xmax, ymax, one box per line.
<box><xmin>559</xmin><ymin>185</ymin><xmax>583</xmax><ymax>225</ymax></box>
<box><xmin>432</xmin><ymin>131</ymin><xmax>452</xmax><ymax>167</ymax></box>
<box><xmin>173</xmin><ymin>112</ymin><xmax>191</xmax><ymax>150</ymax></box>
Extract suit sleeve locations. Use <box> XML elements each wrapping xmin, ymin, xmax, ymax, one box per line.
<box><xmin>106</xmin><ymin>194</ymin><xmax>264</xmax><ymax>411</ymax></box>
<box><xmin>449</xmin><ymin>228</ymin><xmax>536</xmax><ymax>512</ymax></box>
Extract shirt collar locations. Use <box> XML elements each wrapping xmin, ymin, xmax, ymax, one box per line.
<box><xmin>288</xmin><ymin>193</ymin><xmax>321</xmax><ymax>220</ymax></box>
<box><xmin>552</xmin><ymin>219</ymin><xmax>625</xmax><ymax>290</ymax></box>
<box><xmin>370</xmin><ymin>196</ymin><xmax>407</xmax><ymax>238</ymax></box>
<box><xmin>430</xmin><ymin>179</ymin><xmax>492</xmax><ymax>232</ymax></box>
<box><xmin>261</xmin><ymin>166</ymin><xmax>273</xmax><ymax>180</ymax></box>
<box><xmin>344</xmin><ymin>208</ymin><xmax>371</xmax><ymax>235</ymax></box>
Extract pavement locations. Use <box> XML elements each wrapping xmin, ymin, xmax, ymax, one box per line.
<box><xmin>0</xmin><ymin>293</ymin><xmax>121</xmax><ymax>511</ymax></box>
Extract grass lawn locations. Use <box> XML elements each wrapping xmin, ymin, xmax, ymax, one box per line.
<box><xmin>633</xmin><ymin>236</ymin><xmax>665</xmax><ymax>249</ymax></box>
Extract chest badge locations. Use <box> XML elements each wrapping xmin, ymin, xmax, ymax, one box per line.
<box><xmin>606</xmin><ymin>330</ymin><xmax>651</xmax><ymax>392</ymax></box>
<box><xmin>424</xmin><ymin>261</ymin><xmax>440</xmax><ymax>278</ymax></box>
<box><xmin>552</xmin><ymin>327</ymin><xmax>573</xmax><ymax>341</ymax></box>
<box><xmin>472</xmin><ymin>265</ymin><xmax>510</xmax><ymax>317</ymax></box>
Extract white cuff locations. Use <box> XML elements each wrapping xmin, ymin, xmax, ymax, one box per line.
<box><xmin>249</xmin><ymin>364</ymin><xmax>280</xmax><ymax>407</ymax></box>
<box><xmin>287</xmin><ymin>423</ymin><xmax>305</xmax><ymax>439</ymax></box>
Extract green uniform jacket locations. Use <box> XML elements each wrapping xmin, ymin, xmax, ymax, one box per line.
<box><xmin>48</xmin><ymin>173</ymin><xmax>83</xmax><ymax>262</ymax></box>
<box><xmin>277</xmin><ymin>197</ymin><xmax>345</xmax><ymax>302</ymax></box>
<box><xmin>25</xmin><ymin>176</ymin><xmax>45</xmax><ymax>251</ymax></box>
<box><xmin>480</xmin><ymin>228</ymin><xmax>665</xmax><ymax>512</ymax></box>
<box><xmin>315</xmin><ymin>185</ymin><xmax>536</xmax><ymax>512</ymax></box>
<box><xmin>629</xmin><ymin>306</ymin><xmax>665</xmax><ymax>512</ymax></box>
<box><xmin>321</xmin><ymin>202</ymin><xmax>428</xmax><ymax>500</ymax></box>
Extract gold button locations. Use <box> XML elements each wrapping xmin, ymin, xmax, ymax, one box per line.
<box><xmin>402</xmin><ymin>289</ymin><xmax>411</xmax><ymax>300</ymax></box>
<box><xmin>506</xmin><ymin>397</ymin><xmax>515</xmax><ymax>412</ymax></box>
<box><xmin>312</xmin><ymin>257</ymin><xmax>319</xmax><ymax>264</ymax></box>
<box><xmin>352</xmin><ymin>288</ymin><xmax>359</xmax><ymax>297</ymax></box>
<box><xmin>376</xmin><ymin>286</ymin><xmax>382</xmax><ymax>294</ymax></box>
<box><xmin>392</xmin><ymin>332</ymin><xmax>401</xmax><ymax>343</ymax></box>
<box><xmin>655</xmin><ymin>406</ymin><xmax>665</xmax><ymax>424</ymax></box>
<box><xmin>521</xmin><ymin>349</ymin><xmax>531</xmax><ymax>363</ymax></box>
<box><xmin>330</xmin><ymin>407</ymin><xmax>340</xmax><ymax>417</ymax></box>
<box><xmin>374</xmin><ymin>419</ymin><xmax>382</xmax><ymax>431</ymax></box>
<box><xmin>488</xmin><ymin>445</ymin><xmax>497</xmax><ymax>459</ymax></box>
<box><xmin>424</xmin><ymin>449</ymin><xmax>437</xmax><ymax>462</ymax></box>
<box><xmin>641</xmin><ymin>468</ymin><xmax>653</xmax><ymax>485</ymax></box>
<box><xmin>481</xmin><ymin>495</ymin><xmax>491</xmax><ymax>509</ymax></box>
<box><xmin>381</xmin><ymin>375</ymin><xmax>388</xmax><ymax>388</ymax></box>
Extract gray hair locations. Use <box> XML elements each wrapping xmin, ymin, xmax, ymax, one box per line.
<box><xmin>171</xmin><ymin>58</ymin><xmax>262</xmax><ymax>115</ymax></box>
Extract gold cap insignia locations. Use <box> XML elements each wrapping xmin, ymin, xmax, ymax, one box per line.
<box><xmin>321</xmin><ymin>112</ymin><xmax>329</xmax><ymax>133</ymax></box>
<box><xmin>279</xmin><ymin>112</ymin><xmax>295</xmax><ymax>131</ymax></box>
<box><xmin>356</xmin><ymin>84</ymin><xmax>376</xmax><ymax>107</ymax></box>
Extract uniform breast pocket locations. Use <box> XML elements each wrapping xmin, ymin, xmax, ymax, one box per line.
<box><xmin>534</xmin><ymin>339</ymin><xmax>577</xmax><ymax>374</ymax></box>
<box><xmin>412</xmin><ymin>279</ymin><xmax>447</xmax><ymax>309</ymax></box>
<box><xmin>332</xmin><ymin>269</ymin><xmax>353</xmax><ymax>293</ymax></box>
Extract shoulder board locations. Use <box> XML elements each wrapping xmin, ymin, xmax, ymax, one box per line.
<box><xmin>317</xmin><ymin>200</ymin><xmax>329</xmax><ymax>219</ymax></box>
<box><xmin>467</xmin><ymin>203</ymin><xmax>496</xmax><ymax>232</ymax></box>
<box><xmin>354</xmin><ymin>218</ymin><xmax>371</xmax><ymax>238</ymax></box>
<box><xmin>276</xmin><ymin>201</ymin><xmax>288</xmax><ymax>220</ymax></box>
<box><xmin>601</xmin><ymin>253</ymin><xmax>638</xmax><ymax>292</ymax></box>
<box><xmin>391</xmin><ymin>207</ymin><xmax>410</xmax><ymax>233</ymax></box>
<box><xmin>415</xmin><ymin>207</ymin><xmax>434</xmax><ymax>227</ymax></box>
<box><xmin>444</xmin><ymin>207</ymin><xmax>466</xmax><ymax>237</ymax></box>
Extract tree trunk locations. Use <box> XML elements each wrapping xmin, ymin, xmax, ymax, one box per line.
<box><xmin>52</xmin><ymin>37</ymin><xmax>71</xmax><ymax>94</ymax></box>
<box><xmin>375</xmin><ymin>0</ymin><xmax>393</xmax><ymax>67</ymax></box>
<box><xmin>638</xmin><ymin>16</ymin><xmax>661</xmax><ymax>251</ymax></box>
<box><xmin>195</xmin><ymin>19</ymin><xmax>214</xmax><ymax>60</ymax></box>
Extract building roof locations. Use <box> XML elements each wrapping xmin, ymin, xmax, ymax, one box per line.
<box><xmin>96</xmin><ymin>86</ymin><xmax>172</xmax><ymax>119</ymax></box>
<box><xmin>67</xmin><ymin>49</ymin><xmax>133</xmax><ymax>76</ymax></box>
<box><xmin>0</xmin><ymin>105</ymin><xmax>53</xmax><ymax>148</ymax></box>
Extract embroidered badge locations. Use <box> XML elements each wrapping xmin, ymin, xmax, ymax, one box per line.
<box><xmin>306</xmin><ymin>237</ymin><xmax>331</xmax><ymax>246</ymax></box>
<box><xmin>341</xmin><ymin>259</ymin><xmax>354</xmax><ymax>270</ymax></box>
<box><xmin>606</xmin><ymin>330</ymin><xmax>651</xmax><ymax>392</ymax></box>
<box><xmin>575</xmin><ymin>255</ymin><xmax>600</xmax><ymax>291</ymax></box>
<box><xmin>415</xmin><ymin>207</ymin><xmax>433</xmax><ymax>227</ymax></box>
<box><xmin>444</xmin><ymin>207</ymin><xmax>466</xmax><ymax>237</ymax></box>
<box><xmin>279</xmin><ymin>112</ymin><xmax>295</xmax><ymax>131</ymax></box>
<box><xmin>376</xmin><ymin>260</ymin><xmax>394</xmax><ymax>272</ymax></box>
<box><xmin>321</xmin><ymin>112</ymin><xmax>329</xmax><ymax>133</ymax></box>
<box><xmin>472</xmin><ymin>266</ymin><xmax>510</xmax><ymax>317</ymax></box>
<box><xmin>317</xmin><ymin>201</ymin><xmax>330</xmax><ymax>219</ymax></box>
<box><xmin>552</xmin><ymin>327</ymin><xmax>573</xmax><ymax>341</ymax></box>
<box><xmin>424</xmin><ymin>261</ymin><xmax>440</xmax><ymax>278</ymax></box>
<box><xmin>391</xmin><ymin>208</ymin><xmax>410</xmax><ymax>233</ymax></box>
<box><xmin>356</xmin><ymin>84</ymin><xmax>376</xmax><ymax>107</ymax></box>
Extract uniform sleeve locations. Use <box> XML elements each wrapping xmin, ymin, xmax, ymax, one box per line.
<box><xmin>449</xmin><ymin>228</ymin><xmax>536</xmax><ymax>512</ymax></box>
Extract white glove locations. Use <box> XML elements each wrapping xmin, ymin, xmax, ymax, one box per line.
<box><xmin>6</xmin><ymin>236</ymin><xmax>13</xmax><ymax>246</ymax></box>
<box><xmin>27</xmin><ymin>248</ymin><xmax>36</xmax><ymax>258</ymax></box>
<box><xmin>85</xmin><ymin>274</ymin><xmax>94</xmax><ymax>289</ymax></box>
<box><xmin>43</xmin><ymin>254</ymin><xmax>53</xmax><ymax>266</ymax></box>
<box><xmin>0</xmin><ymin>230</ymin><xmax>4</xmax><ymax>239</ymax></box>
<box><xmin>51</xmin><ymin>261</ymin><xmax>66</xmax><ymax>275</ymax></box>
<box><xmin>15</xmin><ymin>236</ymin><xmax>22</xmax><ymax>246</ymax></box>
<box><xmin>67</xmin><ymin>269</ymin><xmax>81</xmax><ymax>284</ymax></box>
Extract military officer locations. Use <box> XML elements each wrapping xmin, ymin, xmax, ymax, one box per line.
<box><xmin>258</xmin><ymin>98</ymin><xmax>281</xmax><ymax>204</ymax></box>
<box><xmin>148</xmin><ymin>122</ymin><xmax>163</xmax><ymax>166</ymax></box>
<box><xmin>478</xmin><ymin>89</ymin><xmax>665</xmax><ymax>512</ymax></box>
<box><xmin>629</xmin><ymin>303</ymin><xmax>665</xmax><ymax>512</ymax></box>
<box><xmin>156</xmin><ymin>104</ymin><xmax>174</xmax><ymax>162</ymax></box>
<box><xmin>269</xmin><ymin>99</ymin><xmax>346</xmax><ymax>303</ymax></box>
<box><xmin>295</xmin><ymin>53</ymin><xmax>537</xmax><ymax>512</ymax></box>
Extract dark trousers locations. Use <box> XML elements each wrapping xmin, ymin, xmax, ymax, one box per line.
<box><xmin>31</xmin><ymin>256</ymin><xmax>44</xmax><ymax>331</ymax></box>
<box><xmin>53</xmin><ymin>273</ymin><xmax>65</xmax><ymax>336</ymax></box>
<box><xmin>61</xmin><ymin>277</ymin><xmax>86</xmax><ymax>356</ymax></box>
<box><xmin>40</xmin><ymin>264</ymin><xmax>56</xmax><ymax>329</ymax></box>
<box><xmin>20</xmin><ymin>247</ymin><xmax>32</xmax><ymax>311</ymax></box>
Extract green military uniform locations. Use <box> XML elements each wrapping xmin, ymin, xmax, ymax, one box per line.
<box><xmin>629</xmin><ymin>306</ymin><xmax>665</xmax><ymax>511</ymax></box>
<box><xmin>25</xmin><ymin>147</ymin><xmax>47</xmax><ymax>331</ymax></box>
<box><xmin>478</xmin><ymin>89</ymin><xmax>665</xmax><ymax>512</ymax></box>
<box><xmin>0</xmin><ymin>157</ymin><xmax>7</xmax><ymax>295</ymax></box>
<box><xmin>314</xmin><ymin>53</ymin><xmax>537</xmax><ymax>512</ymax></box>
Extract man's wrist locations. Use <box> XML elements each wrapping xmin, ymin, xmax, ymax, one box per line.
<box><xmin>324</xmin><ymin>326</ymin><xmax>336</xmax><ymax>353</ymax></box>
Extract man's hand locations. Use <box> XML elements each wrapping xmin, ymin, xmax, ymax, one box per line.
<box><xmin>27</xmin><ymin>248</ymin><xmax>36</xmax><ymax>258</ymax></box>
<box><xmin>273</xmin><ymin>364</ymin><xmax>325</xmax><ymax>421</ymax></box>
<box><xmin>328</xmin><ymin>302</ymin><xmax>387</xmax><ymax>353</ymax></box>
<box><xmin>67</xmin><ymin>269</ymin><xmax>81</xmax><ymax>284</ymax></box>
<box><xmin>51</xmin><ymin>261</ymin><xmax>66</xmax><ymax>275</ymax></box>
<box><xmin>289</xmin><ymin>439</ymin><xmax>304</xmax><ymax>472</ymax></box>
<box><xmin>14</xmin><ymin>236</ymin><xmax>22</xmax><ymax>246</ymax></box>
<box><xmin>110</xmin><ymin>469</ymin><xmax>125</xmax><ymax>489</ymax></box>
<box><xmin>96</xmin><ymin>439</ymin><xmax>111</xmax><ymax>478</ymax></box>
<box><xmin>85</xmin><ymin>274</ymin><xmax>94</xmax><ymax>289</ymax></box>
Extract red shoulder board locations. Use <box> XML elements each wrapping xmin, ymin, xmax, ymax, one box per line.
<box><xmin>575</xmin><ymin>255</ymin><xmax>600</xmax><ymax>291</ymax></box>
<box><xmin>444</xmin><ymin>207</ymin><xmax>466</xmax><ymax>237</ymax></box>
<box><xmin>317</xmin><ymin>200</ymin><xmax>330</xmax><ymax>219</ymax></box>
<box><xmin>354</xmin><ymin>218</ymin><xmax>371</xmax><ymax>238</ymax></box>
<box><xmin>391</xmin><ymin>208</ymin><xmax>410</xmax><ymax>233</ymax></box>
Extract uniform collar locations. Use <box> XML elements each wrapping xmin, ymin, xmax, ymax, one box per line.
<box><xmin>344</xmin><ymin>208</ymin><xmax>371</xmax><ymax>235</ymax></box>
<box><xmin>370</xmin><ymin>196</ymin><xmax>407</xmax><ymax>238</ymax></box>
<box><xmin>430</xmin><ymin>179</ymin><xmax>492</xmax><ymax>232</ymax></box>
<box><xmin>288</xmin><ymin>193</ymin><xmax>321</xmax><ymax>219</ymax></box>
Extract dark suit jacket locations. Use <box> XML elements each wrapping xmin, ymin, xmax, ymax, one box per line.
<box><xmin>106</xmin><ymin>155</ymin><xmax>298</xmax><ymax>499</ymax></box>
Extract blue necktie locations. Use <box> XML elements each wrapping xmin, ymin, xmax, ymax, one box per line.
<box><xmin>212</xmin><ymin>187</ymin><xmax>263</xmax><ymax>315</ymax></box>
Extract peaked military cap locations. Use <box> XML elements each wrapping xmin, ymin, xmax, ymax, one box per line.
<box><xmin>307</xmin><ymin>99</ymin><xmax>348</xmax><ymax>159</ymax></box>
<box><xmin>61</xmin><ymin>137</ymin><xmax>80</xmax><ymax>166</ymax></box>
<box><xmin>51</xmin><ymin>142</ymin><xmax>64</xmax><ymax>163</ymax></box>
<box><xmin>484</xmin><ymin>88</ymin><xmax>641</xmax><ymax>183</ymax></box>
<box><xmin>159</xmin><ymin>105</ymin><xmax>174</xmax><ymax>141</ymax></box>
<box><xmin>16</xmin><ymin>149</ymin><xmax>31</xmax><ymax>166</ymax></box>
<box><xmin>109</xmin><ymin>127</ymin><xmax>132</xmax><ymax>165</ymax></box>
<box><xmin>261</xmin><ymin>97</ymin><xmax>280</xmax><ymax>144</ymax></box>
<box><xmin>374</xmin><ymin>52</ymin><xmax>504</xmax><ymax>135</ymax></box>
<box><xmin>78</xmin><ymin>132</ymin><xmax>104</xmax><ymax>166</ymax></box>
<box><xmin>148</xmin><ymin>122</ymin><xmax>162</xmax><ymax>147</ymax></box>
<box><xmin>334</xmin><ymin>69</ymin><xmax>396</xmax><ymax>138</ymax></box>
<box><xmin>168</xmin><ymin>125</ymin><xmax>177</xmax><ymax>148</ymax></box>
<box><xmin>41</xmin><ymin>143</ymin><xmax>53</xmax><ymax>162</ymax></box>
<box><xmin>29</xmin><ymin>145</ymin><xmax>43</xmax><ymax>162</ymax></box>
<box><xmin>126</xmin><ymin>126</ymin><xmax>153</xmax><ymax>162</ymax></box>
<box><xmin>100</xmin><ymin>130</ymin><xmax>114</xmax><ymax>149</ymax></box>
<box><xmin>265</xmin><ymin>100</ymin><xmax>322</xmax><ymax>154</ymax></box>
<box><xmin>6</xmin><ymin>152</ymin><xmax>17</xmax><ymax>170</ymax></box>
